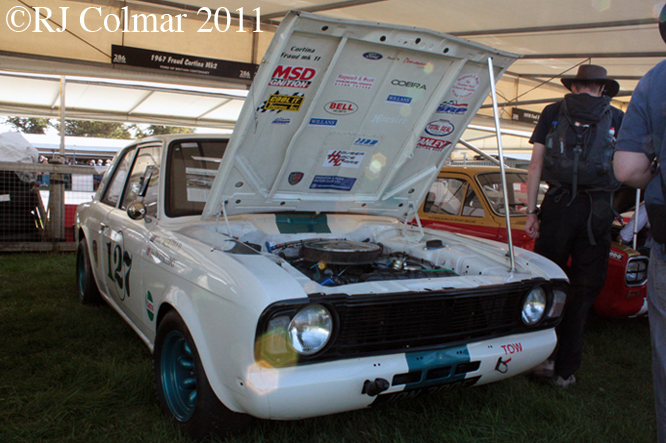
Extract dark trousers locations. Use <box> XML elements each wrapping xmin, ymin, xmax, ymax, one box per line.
<box><xmin>534</xmin><ymin>189</ymin><xmax>613</xmax><ymax>379</ymax></box>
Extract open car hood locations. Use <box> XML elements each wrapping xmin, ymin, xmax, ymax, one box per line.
<box><xmin>202</xmin><ymin>11</ymin><xmax>518</xmax><ymax>220</ymax></box>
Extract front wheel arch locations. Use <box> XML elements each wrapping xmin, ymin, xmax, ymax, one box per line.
<box><xmin>153</xmin><ymin>310</ymin><xmax>252</xmax><ymax>441</ymax></box>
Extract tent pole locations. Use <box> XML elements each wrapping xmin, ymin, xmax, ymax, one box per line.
<box><xmin>487</xmin><ymin>57</ymin><xmax>516</xmax><ymax>272</ymax></box>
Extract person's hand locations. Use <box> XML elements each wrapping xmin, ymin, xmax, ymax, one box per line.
<box><xmin>525</xmin><ymin>214</ymin><xmax>540</xmax><ymax>239</ymax></box>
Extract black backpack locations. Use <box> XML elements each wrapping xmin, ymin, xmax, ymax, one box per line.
<box><xmin>542</xmin><ymin>93</ymin><xmax>619</xmax><ymax>199</ymax></box>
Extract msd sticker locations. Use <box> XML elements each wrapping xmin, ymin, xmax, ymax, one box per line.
<box><xmin>437</xmin><ymin>100</ymin><xmax>469</xmax><ymax>115</ymax></box>
<box><xmin>425</xmin><ymin>120</ymin><xmax>455</xmax><ymax>137</ymax></box>
<box><xmin>310</xmin><ymin>175</ymin><xmax>356</xmax><ymax>191</ymax></box>
<box><xmin>323</xmin><ymin>150</ymin><xmax>365</xmax><ymax>168</ymax></box>
<box><xmin>268</xmin><ymin>65</ymin><xmax>317</xmax><ymax>89</ymax></box>
<box><xmin>416</xmin><ymin>136</ymin><xmax>452</xmax><ymax>152</ymax></box>
<box><xmin>452</xmin><ymin>74</ymin><xmax>480</xmax><ymax>98</ymax></box>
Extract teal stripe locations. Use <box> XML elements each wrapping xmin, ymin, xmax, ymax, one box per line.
<box><xmin>275</xmin><ymin>213</ymin><xmax>331</xmax><ymax>234</ymax></box>
<box><xmin>404</xmin><ymin>345</ymin><xmax>471</xmax><ymax>389</ymax></box>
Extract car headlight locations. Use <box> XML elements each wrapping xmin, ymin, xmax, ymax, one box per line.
<box><xmin>522</xmin><ymin>286</ymin><xmax>547</xmax><ymax>326</ymax></box>
<box><xmin>626</xmin><ymin>257</ymin><xmax>648</xmax><ymax>286</ymax></box>
<box><xmin>288</xmin><ymin>304</ymin><xmax>333</xmax><ymax>355</ymax></box>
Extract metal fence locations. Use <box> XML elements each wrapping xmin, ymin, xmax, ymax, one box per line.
<box><xmin>0</xmin><ymin>161</ymin><xmax>102</xmax><ymax>252</ymax></box>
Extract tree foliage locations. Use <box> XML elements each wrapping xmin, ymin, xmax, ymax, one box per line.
<box><xmin>4</xmin><ymin>117</ymin><xmax>52</xmax><ymax>134</ymax></box>
<box><xmin>135</xmin><ymin>125</ymin><xmax>194</xmax><ymax>137</ymax></box>
<box><xmin>61</xmin><ymin>121</ymin><xmax>133</xmax><ymax>139</ymax></box>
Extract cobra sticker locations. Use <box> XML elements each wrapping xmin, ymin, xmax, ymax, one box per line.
<box><xmin>323</xmin><ymin>150</ymin><xmax>365</xmax><ymax>168</ymax></box>
<box><xmin>425</xmin><ymin>120</ymin><xmax>455</xmax><ymax>137</ymax></box>
<box><xmin>437</xmin><ymin>100</ymin><xmax>469</xmax><ymax>115</ymax></box>
<box><xmin>334</xmin><ymin>74</ymin><xmax>375</xmax><ymax>89</ymax></box>
<box><xmin>268</xmin><ymin>65</ymin><xmax>317</xmax><ymax>89</ymax></box>
<box><xmin>391</xmin><ymin>79</ymin><xmax>426</xmax><ymax>90</ymax></box>
<box><xmin>452</xmin><ymin>74</ymin><xmax>480</xmax><ymax>98</ymax></box>
<box><xmin>417</xmin><ymin>136</ymin><xmax>452</xmax><ymax>152</ymax></box>
<box><xmin>324</xmin><ymin>100</ymin><xmax>358</xmax><ymax>115</ymax></box>
<box><xmin>310</xmin><ymin>175</ymin><xmax>356</xmax><ymax>191</ymax></box>
<box><xmin>257</xmin><ymin>92</ymin><xmax>304</xmax><ymax>112</ymax></box>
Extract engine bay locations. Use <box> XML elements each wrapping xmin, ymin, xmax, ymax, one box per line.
<box><xmin>269</xmin><ymin>238</ymin><xmax>458</xmax><ymax>286</ymax></box>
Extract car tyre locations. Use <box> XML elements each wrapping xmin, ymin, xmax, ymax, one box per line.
<box><xmin>154</xmin><ymin>310</ymin><xmax>252</xmax><ymax>441</ymax></box>
<box><xmin>76</xmin><ymin>237</ymin><xmax>103</xmax><ymax>305</ymax></box>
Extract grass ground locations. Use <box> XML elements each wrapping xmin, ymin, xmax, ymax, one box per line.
<box><xmin>0</xmin><ymin>253</ymin><xmax>656</xmax><ymax>442</ymax></box>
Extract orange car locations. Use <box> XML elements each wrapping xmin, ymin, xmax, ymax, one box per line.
<box><xmin>418</xmin><ymin>165</ymin><xmax>648</xmax><ymax>318</ymax></box>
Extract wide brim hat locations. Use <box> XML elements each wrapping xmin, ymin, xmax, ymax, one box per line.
<box><xmin>561</xmin><ymin>64</ymin><xmax>620</xmax><ymax>98</ymax></box>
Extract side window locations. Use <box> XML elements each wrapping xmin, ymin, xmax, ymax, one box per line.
<box><xmin>166</xmin><ymin>140</ymin><xmax>228</xmax><ymax>217</ymax></box>
<box><xmin>462</xmin><ymin>186</ymin><xmax>485</xmax><ymax>217</ymax></box>
<box><xmin>120</xmin><ymin>146</ymin><xmax>162</xmax><ymax>216</ymax></box>
<box><xmin>424</xmin><ymin>178</ymin><xmax>466</xmax><ymax>216</ymax></box>
<box><xmin>101</xmin><ymin>147</ymin><xmax>136</xmax><ymax>207</ymax></box>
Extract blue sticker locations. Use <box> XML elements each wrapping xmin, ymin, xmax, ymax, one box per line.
<box><xmin>309</xmin><ymin>118</ymin><xmax>338</xmax><ymax>127</ymax></box>
<box><xmin>363</xmin><ymin>52</ymin><xmax>383</xmax><ymax>60</ymax></box>
<box><xmin>387</xmin><ymin>95</ymin><xmax>412</xmax><ymax>105</ymax></box>
<box><xmin>436</xmin><ymin>100</ymin><xmax>469</xmax><ymax>115</ymax></box>
<box><xmin>310</xmin><ymin>175</ymin><xmax>356</xmax><ymax>191</ymax></box>
<box><xmin>272</xmin><ymin>117</ymin><xmax>291</xmax><ymax>125</ymax></box>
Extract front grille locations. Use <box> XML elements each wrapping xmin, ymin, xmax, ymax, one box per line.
<box><xmin>322</xmin><ymin>280</ymin><xmax>538</xmax><ymax>358</ymax></box>
<box><xmin>256</xmin><ymin>278</ymin><xmax>562</xmax><ymax>366</ymax></box>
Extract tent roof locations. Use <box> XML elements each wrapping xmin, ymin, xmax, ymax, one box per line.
<box><xmin>1</xmin><ymin>0</ymin><xmax>662</xmax><ymax>140</ymax></box>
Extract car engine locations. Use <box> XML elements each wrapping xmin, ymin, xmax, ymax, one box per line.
<box><xmin>270</xmin><ymin>238</ymin><xmax>458</xmax><ymax>286</ymax></box>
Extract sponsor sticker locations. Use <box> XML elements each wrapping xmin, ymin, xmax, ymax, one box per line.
<box><xmin>310</xmin><ymin>175</ymin><xmax>356</xmax><ymax>191</ymax></box>
<box><xmin>309</xmin><ymin>118</ymin><xmax>338</xmax><ymax>127</ymax></box>
<box><xmin>425</xmin><ymin>119</ymin><xmax>455</xmax><ymax>137</ymax></box>
<box><xmin>391</xmin><ymin>79</ymin><xmax>426</xmax><ymax>90</ymax></box>
<box><xmin>271</xmin><ymin>117</ymin><xmax>291</xmax><ymax>125</ymax></box>
<box><xmin>259</xmin><ymin>93</ymin><xmax>305</xmax><ymax>112</ymax></box>
<box><xmin>281</xmin><ymin>46</ymin><xmax>319</xmax><ymax>61</ymax></box>
<box><xmin>609</xmin><ymin>251</ymin><xmax>623</xmax><ymax>261</ymax></box>
<box><xmin>387</xmin><ymin>95</ymin><xmax>412</xmax><ymax>105</ymax></box>
<box><xmin>268</xmin><ymin>65</ymin><xmax>317</xmax><ymax>89</ymax></box>
<box><xmin>371</xmin><ymin>114</ymin><xmax>408</xmax><ymax>125</ymax></box>
<box><xmin>403</xmin><ymin>57</ymin><xmax>428</xmax><ymax>68</ymax></box>
<box><xmin>436</xmin><ymin>100</ymin><xmax>469</xmax><ymax>115</ymax></box>
<box><xmin>334</xmin><ymin>74</ymin><xmax>375</xmax><ymax>89</ymax></box>
<box><xmin>363</xmin><ymin>52</ymin><xmax>383</xmax><ymax>60</ymax></box>
<box><xmin>416</xmin><ymin>136</ymin><xmax>452</xmax><ymax>152</ymax></box>
<box><xmin>288</xmin><ymin>172</ymin><xmax>304</xmax><ymax>185</ymax></box>
<box><xmin>146</xmin><ymin>291</ymin><xmax>155</xmax><ymax>321</ymax></box>
<box><xmin>452</xmin><ymin>74</ymin><xmax>480</xmax><ymax>98</ymax></box>
<box><xmin>324</xmin><ymin>100</ymin><xmax>358</xmax><ymax>115</ymax></box>
<box><xmin>323</xmin><ymin>150</ymin><xmax>365</xmax><ymax>168</ymax></box>
<box><xmin>353</xmin><ymin>137</ymin><xmax>379</xmax><ymax>147</ymax></box>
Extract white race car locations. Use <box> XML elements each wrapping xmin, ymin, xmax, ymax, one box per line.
<box><xmin>76</xmin><ymin>11</ymin><xmax>568</xmax><ymax>441</ymax></box>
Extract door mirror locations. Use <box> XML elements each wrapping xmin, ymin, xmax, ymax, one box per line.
<box><xmin>127</xmin><ymin>201</ymin><xmax>147</xmax><ymax>220</ymax></box>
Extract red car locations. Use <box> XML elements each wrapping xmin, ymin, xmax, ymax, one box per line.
<box><xmin>418</xmin><ymin>165</ymin><xmax>648</xmax><ymax>318</ymax></box>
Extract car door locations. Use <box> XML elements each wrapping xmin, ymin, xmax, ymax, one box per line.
<box><xmin>100</xmin><ymin>143</ymin><xmax>162</xmax><ymax>329</ymax></box>
<box><xmin>420</xmin><ymin>174</ymin><xmax>501</xmax><ymax>241</ymax></box>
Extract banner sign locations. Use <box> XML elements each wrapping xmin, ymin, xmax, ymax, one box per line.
<box><xmin>511</xmin><ymin>107</ymin><xmax>540</xmax><ymax>125</ymax></box>
<box><xmin>111</xmin><ymin>45</ymin><xmax>258</xmax><ymax>82</ymax></box>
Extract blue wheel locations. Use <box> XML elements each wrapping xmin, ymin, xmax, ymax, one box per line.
<box><xmin>76</xmin><ymin>238</ymin><xmax>103</xmax><ymax>305</ymax></box>
<box><xmin>154</xmin><ymin>311</ymin><xmax>252</xmax><ymax>441</ymax></box>
<box><xmin>160</xmin><ymin>330</ymin><xmax>197</xmax><ymax>422</ymax></box>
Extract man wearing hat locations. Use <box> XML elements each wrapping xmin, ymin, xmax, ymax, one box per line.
<box><xmin>524</xmin><ymin>64</ymin><xmax>624</xmax><ymax>388</ymax></box>
<box><xmin>614</xmin><ymin>7</ymin><xmax>666</xmax><ymax>441</ymax></box>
